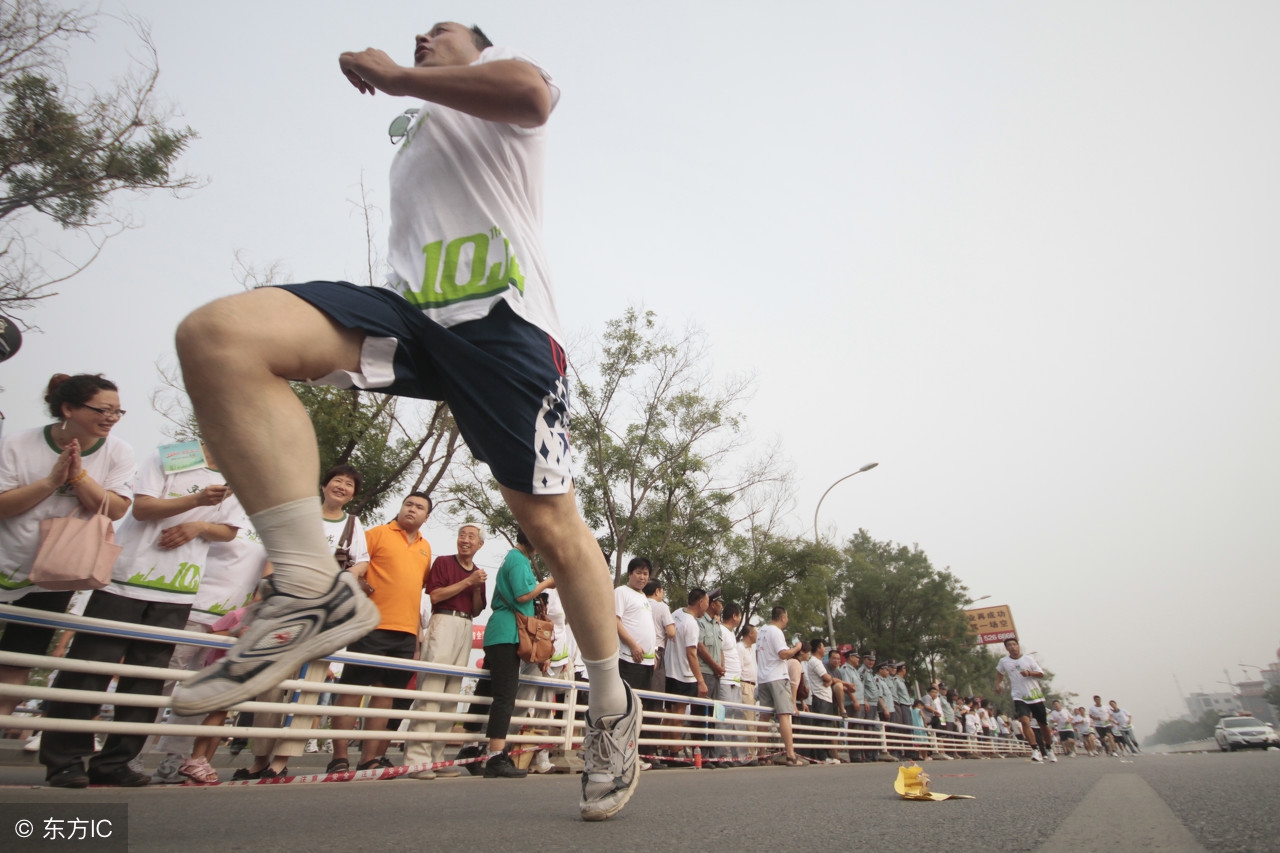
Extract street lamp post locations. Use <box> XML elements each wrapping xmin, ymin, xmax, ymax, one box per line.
<box><xmin>812</xmin><ymin>462</ymin><xmax>879</xmax><ymax>643</ymax></box>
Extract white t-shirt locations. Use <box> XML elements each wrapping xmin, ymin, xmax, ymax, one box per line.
<box><xmin>545</xmin><ymin>587</ymin><xmax>569</xmax><ymax>668</ymax></box>
<box><xmin>649</xmin><ymin>597</ymin><xmax>674</xmax><ymax>651</ymax></box>
<box><xmin>321</xmin><ymin>513</ymin><xmax>370</xmax><ymax>565</ymax></box>
<box><xmin>1110</xmin><ymin>707</ymin><xmax>1131</xmax><ymax>728</ymax></box>
<box><xmin>384</xmin><ymin>46</ymin><xmax>563</xmax><ymax>343</ymax></box>
<box><xmin>0</xmin><ymin>427</ymin><xmax>136</xmax><ymax>601</ymax></box>
<box><xmin>1072</xmin><ymin>712</ymin><xmax>1092</xmax><ymax>734</ymax></box>
<box><xmin>719</xmin><ymin>625</ymin><xmax>741</xmax><ymax>681</ymax></box>
<box><xmin>1049</xmin><ymin>708</ymin><xmax>1073</xmax><ymax>732</ymax></box>
<box><xmin>738</xmin><ymin>641</ymin><xmax>757</xmax><ymax>683</ymax></box>
<box><xmin>755</xmin><ymin>624</ymin><xmax>790</xmax><ymax>685</ymax></box>
<box><xmin>614</xmin><ymin>583</ymin><xmax>655</xmax><ymax>664</ymax></box>
<box><xmin>189</xmin><ymin>494</ymin><xmax>266</xmax><ymax>625</ymax></box>
<box><xmin>804</xmin><ymin>655</ymin><xmax>832</xmax><ymax>703</ymax></box>
<box><xmin>1088</xmin><ymin>704</ymin><xmax>1111</xmax><ymax>727</ymax></box>
<box><xmin>666</xmin><ymin>608</ymin><xmax>700</xmax><ymax>683</ymax></box>
<box><xmin>102</xmin><ymin>451</ymin><xmax>238</xmax><ymax>604</ymax></box>
<box><xmin>996</xmin><ymin>653</ymin><xmax>1045</xmax><ymax>703</ymax></box>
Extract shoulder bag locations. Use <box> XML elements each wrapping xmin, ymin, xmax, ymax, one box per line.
<box><xmin>29</xmin><ymin>492</ymin><xmax>122</xmax><ymax>591</ymax></box>
<box><xmin>496</xmin><ymin>586</ymin><xmax>554</xmax><ymax>664</ymax></box>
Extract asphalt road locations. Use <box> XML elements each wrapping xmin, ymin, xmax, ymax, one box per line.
<box><xmin>2</xmin><ymin>751</ymin><xmax>1278</xmax><ymax>853</ymax></box>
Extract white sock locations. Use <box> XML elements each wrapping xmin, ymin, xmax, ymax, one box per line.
<box><xmin>249</xmin><ymin>497</ymin><xmax>339</xmax><ymax>597</ymax></box>
<box><xmin>582</xmin><ymin>654</ymin><xmax>627</xmax><ymax>721</ymax></box>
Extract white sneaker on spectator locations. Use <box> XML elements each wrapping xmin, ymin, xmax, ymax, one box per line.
<box><xmin>532</xmin><ymin>750</ymin><xmax>555</xmax><ymax>774</ymax></box>
<box><xmin>152</xmin><ymin>753</ymin><xmax>185</xmax><ymax>785</ymax></box>
<box><xmin>23</xmin><ymin>732</ymin><xmax>41</xmax><ymax>752</ymax></box>
<box><xmin>305</xmin><ymin>739</ymin><xmax>319</xmax><ymax>753</ymax></box>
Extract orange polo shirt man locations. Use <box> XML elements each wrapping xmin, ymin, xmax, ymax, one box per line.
<box><xmin>328</xmin><ymin>492</ymin><xmax>432</xmax><ymax>771</ymax></box>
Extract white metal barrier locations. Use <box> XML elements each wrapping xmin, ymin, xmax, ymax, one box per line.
<box><xmin>1</xmin><ymin>604</ymin><xmax>1031</xmax><ymax>777</ymax></box>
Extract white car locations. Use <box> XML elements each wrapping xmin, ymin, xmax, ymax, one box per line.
<box><xmin>1214</xmin><ymin>715</ymin><xmax>1278</xmax><ymax>752</ymax></box>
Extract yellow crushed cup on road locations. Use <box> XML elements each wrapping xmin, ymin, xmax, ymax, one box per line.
<box><xmin>894</xmin><ymin>765</ymin><xmax>975</xmax><ymax>801</ymax></box>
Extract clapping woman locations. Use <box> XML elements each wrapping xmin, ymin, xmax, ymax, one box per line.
<box><xmin>0</xmin><ymin>374</ymin><xmax>135</xmax><ymax>718</ymax></box>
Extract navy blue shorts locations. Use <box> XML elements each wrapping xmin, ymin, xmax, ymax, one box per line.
<box><xmin>277</xmin><ymin>282</ymin><xmax>572</xmax><ymax>495</ymax></box>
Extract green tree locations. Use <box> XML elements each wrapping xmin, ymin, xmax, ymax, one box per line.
<box><xmin>0</xmin><ymin>0</ymin><xmax>197</xmax><ymax>319</ymax></box>
<box><xmin>1145</xmin><ymin>710</ymin><xmax>1219</xmax><ymax>747</ymax></box>
<box><xmin>833</xmin><ymin>529</ymin><xmax>980</xmax><ymax>687</ymax></box>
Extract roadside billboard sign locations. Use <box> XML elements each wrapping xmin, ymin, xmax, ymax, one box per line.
<box><xmin>964</xmin><ymin>604</ymin><xmax>1017</xmax><ymax>644</ymax></box>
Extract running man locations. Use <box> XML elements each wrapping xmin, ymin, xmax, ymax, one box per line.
<box><xmin>994</xmin><ymin>637</ymin><xmax>1056</xmax><ymax>763</ymax></box>
<box><xmin>170</xmin><ymin>22</ymin><xmax>638</xmax><ymax>820</ymax></box>
<box><xmin>1048</xmin><ymin>700</ymin><xmax>1076</xmax><ymax>757</ymax></box>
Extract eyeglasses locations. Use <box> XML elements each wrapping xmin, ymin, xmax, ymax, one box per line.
<box><xmin>81</xmin><ymin>404</ymin><xmax>126</xmax><ymax>419</ymax></box>
<box><xmin>389</xmin><ymin>108</ymin><xmax>420</xmax><ymax>144</ymax></box>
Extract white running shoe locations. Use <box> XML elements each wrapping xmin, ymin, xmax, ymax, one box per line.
<box><xmin>1030</xmin><ymin>751</ymin><xmax>1044</xmax><ymax>763</ymax></box>
<box><xmin>151</xmin><ymin>753</ymin><xmax>185</xmax><ymax>785</ymax></box>
<box><xmin>1047</xmin><ymin>750</ymin><xmax>1058</xmax><ymax>763</ymax></box>
<box><xmin>532</xmin><ymin>750</ymin><xmax>555</xmax><ymax>774</ymax></box>
<box><xmin>171</xmin><ymin>572</ymin><xmax>379</xmax><ymax>716</ymax></box>
<box><xmin>579</xmin><ymin>681</ymin><xmax>641</xmax><ymax>821</ymax></box>
<box><xmin>23</xmin><ymin>732</ymin><xmax>41</xmax><ymax>752</ymax></box>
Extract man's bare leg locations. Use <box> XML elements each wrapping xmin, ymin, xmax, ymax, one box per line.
<box><xmin>499</xmin><ymin>487</ymin><xmax>624</xmax><ymax>718</ymax></box>
<box><xmin>171</xmin><ymin>289</ymin><xmax>379</xmax><ymax>715</ymax></box>
<box><xmin>500</xmin><ymin>486</ymin><xmax>638</xmax><ymax>820</ymax></box>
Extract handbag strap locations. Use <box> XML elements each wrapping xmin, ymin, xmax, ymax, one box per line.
<box><xmin>338</xmin><ymin>513</ymin><xmax>356</xmax><ymax>550</ymax></box>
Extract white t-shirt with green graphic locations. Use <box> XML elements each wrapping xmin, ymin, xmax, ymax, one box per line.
<box><xmin>384</xmin><ymin>45</ymin><xmax>563</xmax><ymax>344</ymax></box>
<box><xmin>189</xmin><ymin>494</ymin><xmax>266</xmax><ymax>625</ymax></box>
<box><xmin>102</xmin><ymin>450</ymin><xmax>238</xmax><ymax>605</ymax></box>
<box><xmin>0</xmin><ymin>426</ymin><xmax>136</xmax><ymax>602</ymax></box>
<box><xmin>996</xmin><ymin>653</ymin><xmax>1046</xmax><ymax>704</ymax></box>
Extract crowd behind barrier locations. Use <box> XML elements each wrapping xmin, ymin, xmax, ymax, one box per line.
<box><xmin>1</xmin><ymin>604</ymin><xmax>1050</xmax><ymax>782</ymax></box>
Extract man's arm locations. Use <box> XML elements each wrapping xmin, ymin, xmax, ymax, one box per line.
<box><xmin>429</xmin><ymin>569</ymin><xmax>487</xmax><ymax>605</ymax></box>
<box><xmin>338</xmin><ymin>50</ymin><xmax>552</xmax><ymax>127</ymax></box>
<box><xmin>696</xmin><ymin>642</ymin><xmax>725</xmax><ymax>677</ymax></box>
<box><xmin>686</xmin><ymin>644</ymin><xmax>707</xmax><ymax>697</ymax></box>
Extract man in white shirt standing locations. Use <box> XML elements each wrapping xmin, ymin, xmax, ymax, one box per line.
<box><xmin>737</xmin><ymin>624</ymin><xmax>759</xmax><ymax>762</ymax></box>
<box><xmin>755</xmin><ymin>606</ymin><xmax>805</xmax><ymax>765</ymax></box>
<box><xmin>664</xmin><ymin>589</ymin><xmax>709</xmax><ymax>763</ymax></box>
<box><xmin>715</xmin><ymin>604</ymin><xmax>745</xmax><ymax>761</ymax></box>
<box><xmin>615</xmin><ymin>558</ymin><xmax>655</xmax><ymax>692</ymax></box>
<box><xmin>994</xmin><ymin>637</ymin><xmax>1056</xmax><ymax>764</ymax></box>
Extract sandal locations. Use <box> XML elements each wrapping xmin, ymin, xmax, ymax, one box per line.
<box><xmin>179</xmin><ymin>757</ymin><xmax>218</xmax><ymax>783</ymax></box>
<box><xmin>784</xmin><ymin>755</ymin><xmax>805</xmax><ymax>766</ymax></box>
<box><xmin>325</xmin><ymin>758</ymin><xmax>349</xmax><ymax>774</ymax></box>
<box><xmin>356</xmin><ymin>756</ymin><xmax>394</xmax><ymax>771</ymax></box>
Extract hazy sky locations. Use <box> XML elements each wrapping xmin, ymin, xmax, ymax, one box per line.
<box><xmin>3</xmin><ymin>1</ymin><xmax>1277</xmax><ymax>736</ymax></box>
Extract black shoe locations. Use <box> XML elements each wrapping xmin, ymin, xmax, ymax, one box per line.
<box><xmin>647</xmin><ymin>759</ymin><xmax>669</xmax><ymax>769</ymax></box>
<box><xmin>48</xmin><ymin>766</ymin><xmax>90</xmax><ymax>789</ymax></box>
<box><xmin>455</xmin><ymin>745</ymin><xmax>485</xmax><ymax>776</ymax></box>
<box><xmin>231</xmin><ymin>767</ymin><xmax>262</xmax><ymax>781</ymax></box>
<box><xmin>228</xmin><ymin>738</ymin><xmax>248</xmax><ymax>756</ymax></box>
<box><xmin>483</xmin><ymin>752</ymin><xmax>527</xmax><ymax>779</ymax></box>
<box><xmin>356</xmin><ymin>755</ymin><xmax>394</xmax><ymax>771</ymax></box>
<box><xmin>88</xmin><ymin>765</ymin><xmax>150</xmax><ymax>787</ymax></box>
<box><xmin>259</xmin><ymin>766</ymin><xmax>289</xmax><ymax>779</ymax></box>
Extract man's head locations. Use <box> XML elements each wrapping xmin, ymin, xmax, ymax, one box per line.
<box><xmin>1053</xmin><ymin>700</ymin><xmax>1063</xmax><ymax>711</ymax></box>
<box><xmin>320</xmin><ymin>464</ymin><xmax>362</xmax><ymax>508</ymax></box>
<box><xmin>845</xmin><ymin>651</ymin><xmax>861</xmax><ymax>667</ymax></box>
<box><xmin>456</xmin><ymin>523</ymin><xmax>485</xmax><ymax>559</ymax></box>
<box><xmin>877</xmin><ymin>661</ymin><xmax>892</xmax><ymax>675</ymax></box>
<box><xmin>810</xmin><ymin>638</ymin><xmax>826</xmax><ymax>658</ymax></box>
<box><xmin>897</xmin><ymin>663</ymin><xmax>907</xmax><ymax>676</ymax></box>
<box><xmin>397</xmin><ymin>492</ymin><xmax>432</xmax><ymax>532</ymax></box>
<box><xmin>1003</xmin><ymin>637</ymin><xmax>1021</xmax><ymax>657</ymax></box>
<box><xmin>827</xmin><ymin>649</ymin><xmax>843</xmax><ymax>667</ymax></box>
<box><xmin>626</xmin><ymin>557</ymin><xmax>651</xmax><ymax>591</ymax></box>
<box><xmin>1093</xmin><ymin>695</ymin><xmax>1103</xmax><ymax>706</ymax></box>
<box><xmin>862</xmin><ymin>651</ymin><xmax>877</xmax><ymax>668</ymax></box>
<box><xmin>742</xmin><ymin>624</ymin><xmax>758</xmax><ymax>644</ymax></box>
<box><xmin>1109</xmin><ymin>700</ymin><xmax>1119</xmax><ymax>710</ymax></box>
<box><xmin>707</xmin><ymin>588</ymin><xmax>723</xmax><ymax>619</ymax></box>
<box><xmin>929</xmin><ymin>685</ymin><xmax>939</xmax><ymax>698</ymax></box>
<box><xmin>769</xmin><ymin>605</ymin><xmax>788</xmax><ymax>628</ymax></box>
<box><xmin>722</xmin><ymin>602</ymin><xmax>742</xmax><ymax>630</ymax></box>
<box><xmin>414</xmin><ymin>22</ymin><xmax>490</xmax><ymax>68</ymax></box>
<box><xmin>687</xmin><ymin>587</ymin><xmax>709</xmax><ymax>617</ymax></box>
<box><xmin>643</xmin><ymin>579</ymin><xmax>664</xmax><ymax>600</ymax></box>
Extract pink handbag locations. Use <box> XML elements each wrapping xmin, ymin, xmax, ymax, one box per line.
<box><xmin>29</xmin><ymin>493</ymin><xmax>121</xmax><ymax>591</ymax></box>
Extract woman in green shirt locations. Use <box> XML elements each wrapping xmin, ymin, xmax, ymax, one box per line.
<box><xmin>469</xmin><ymin>526</ymin><xmax>554</xmax><ymax>778</ymax></box>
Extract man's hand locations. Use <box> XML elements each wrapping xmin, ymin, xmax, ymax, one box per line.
<box><xmin>629</xmin><ymin>641</ymin><xmax>645</xmax><ymax>663</ymax></box>
<box><xmin>468</xmin><ymin>569</ymin><xmax>488</xmax><ymax>587</ymax></box>
<box><xmin>697</xmin><ymin>680</ymin><xmax>709</xmax><ymax>698</ymax></box>
<box><xmin>340</xmin><ymin>48</ymin><xmax>403</xmax><ymax>96</ymax></box>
